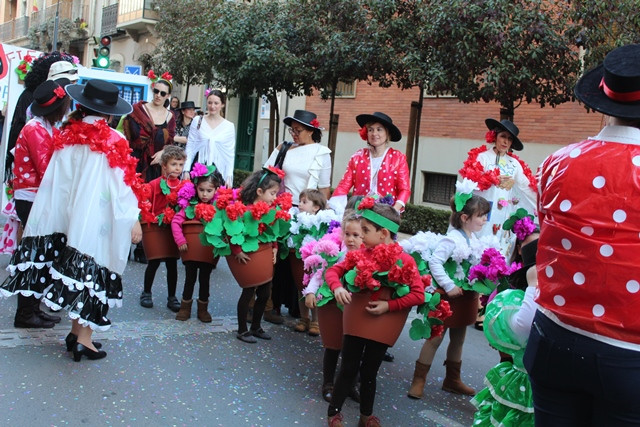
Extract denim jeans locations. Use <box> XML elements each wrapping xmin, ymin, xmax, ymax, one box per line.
<box><xmin>524</xmin><ymin>311</ymin><xmax>640</xmax><ymax>426</ymax></box>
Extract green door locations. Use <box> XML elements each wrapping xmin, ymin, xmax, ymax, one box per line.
<box><xmin>235</xmin><ymin>95</ymin><xmax>259</xmax><ymax>171</ymax></box>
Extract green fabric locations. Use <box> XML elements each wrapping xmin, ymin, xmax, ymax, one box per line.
<box><xmin>471</xmin><ymin>289</ymin><xmax>533</xmax><ymax>426</ymax></box>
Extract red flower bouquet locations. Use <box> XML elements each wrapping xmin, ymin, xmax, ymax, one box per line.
<box><xmin>459</xmin><ymin>145</ymin><xmax>501</xmax><ymax>191</ymax></box>
<box><xmin>202</xmin><ymin>189</ymin><xmax>292</xmax><ymax>256</ymax></box>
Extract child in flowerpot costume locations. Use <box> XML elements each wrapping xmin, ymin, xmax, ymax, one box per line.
<box><xmin>171</xmin><ymin>163</ymin><xmax>224</xmax><ymax>322</ymax></box>
<box><xmin>139</xmin><ymin>145</ymin><xmax>187</xmax><ymax>312</ymax></box>
<box><xmin>325</xmin><ymin>198</ymin><xmax>425</xmax><ymax>427</ymax></box>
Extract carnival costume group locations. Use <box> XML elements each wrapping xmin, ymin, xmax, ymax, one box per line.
<box><xmin>3</xmin><ymin>43</ymin><xmax>640</xmax><ymax>426</ymax></box>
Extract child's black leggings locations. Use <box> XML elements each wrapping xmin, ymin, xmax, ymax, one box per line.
<box><xmin>328</xmin><ymin>335</ymin><xmax>388</xmax><ymax>417</ymax></box>
<box><xmin>237</xmin><ymin>281</ymin><xmax>271</xmax><ymax>334</ymax></box>
<box><xmin>143</xmin><ymin>258</ymin><xmax>178</xmax><ymax>296</ymax></box>
<box><xmin>182</xmin><ymin>261</ymin><xmax>213</xmax><ymax>301</ymax></box>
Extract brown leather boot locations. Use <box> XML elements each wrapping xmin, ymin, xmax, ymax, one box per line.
<box><xmin>175</xmin><ymin>299</ymin><xmax>192</xmax><ymax>321</ymax></box>
<box><xmin>442</xmin><ymin>360</ymin><xmax>476</xmax><ymax>396</ymax></box>
<box><xmin>197</xmin><ymin>299</ymin><xmax>212</xmax><ymax>323</ymax></box>
<box><xmin>407</xmin><ymin>361</ymin><xmax>431</xmax><ymax>399</ymax></box>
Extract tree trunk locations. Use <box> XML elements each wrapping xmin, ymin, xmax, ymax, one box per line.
<box><xmin>500</xmin><ymin>103</ymin><xmax>514</xmax><ymax>121</ymax></box>
<box><xmin>328</xmin><ymin>80</ymin><xmax>338</xmax><ymax>174</ymax></box>
<box><xmin>409</xmin><ymin>84</ymin><xmax>424</xmax><ymax>204</ymax></box>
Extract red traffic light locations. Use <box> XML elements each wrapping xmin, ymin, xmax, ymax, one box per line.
<box><xmin>100</xmin><ymin>36</ymin><xmax>111</xmax><ymax>47</ymax></box>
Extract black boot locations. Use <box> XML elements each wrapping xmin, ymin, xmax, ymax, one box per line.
<box><xmin>15</xmin><ymin>295</ymin><xmax>55</xmax><ymax>328</ymax></box>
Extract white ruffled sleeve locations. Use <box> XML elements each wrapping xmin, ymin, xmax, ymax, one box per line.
<box><xmin>307</xmin><ymin>145</ymin><xmax>332</xmax><ymax>190</ymax></box>
<box><xmin>428</xmin><ymin>237</ymin><xmax>457</xmax><ymax>293</ymax></box>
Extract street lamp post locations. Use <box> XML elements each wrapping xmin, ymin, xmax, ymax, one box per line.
<box><xmin>52</xmin><ymin>0</ymin><xmax>60</xmax><ymax>51</ymax></box>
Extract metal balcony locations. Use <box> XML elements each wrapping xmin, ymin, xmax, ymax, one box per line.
<box><xmin>117</xmin><ymin>0</ymin><xmax>158</xmax><ymax>33</ymax></box>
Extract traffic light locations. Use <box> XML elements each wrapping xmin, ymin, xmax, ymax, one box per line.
<box><xmin>93</xmin><ymin>36</ymin><xmax>111</xmax><ymax>69</ymax></box>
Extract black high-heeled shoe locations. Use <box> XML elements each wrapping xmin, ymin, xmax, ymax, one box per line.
<box><xmin>72</xmin><ymin>343</ymin><xmax>107</xmax><ymax>362</ymax></box>
<box><xmin>65</xmin><ymin>333</ymin><xmax>102</xmax><ymax>352</ymax></box>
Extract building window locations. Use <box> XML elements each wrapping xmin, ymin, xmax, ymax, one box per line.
<box><xmin>335</xmin><ymin>80</ymin><xmax>356</xmax><ymax>98</ymax></box>
<box><xmin>422</xmin><ymin>172</ymin><xmax>457</xmax><ymax>205</ymax></box>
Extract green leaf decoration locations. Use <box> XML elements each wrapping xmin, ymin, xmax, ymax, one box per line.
<box><xmin>260</xmin><ymin>209</ymin><xmax>276</xmax><ymax>224</ymax></box>
<box><xmin>344</xmin><ymin>269</ymin><xmax>357</xmax><ymax>286</ymax></box>
<box><xmin>241</xmin><ymin>237</ymin><xmax>259</xmax><ymax>253</ymax></box>
<box><xmin>244</xmin><ymin>214</ymin><xmax>260</xmax><ymax>237</ymax></box>
<box><xmin>224</xmin><ymin>219</ymin><xmax>244</xmax><ymax>236</ymax></box>
<box><xmin>394</xmin><ymin>284</ymin><xmax>410</xmax><ymax>297</ymax></box>
<box><xmin>409</xmin><ymin>318</ymin><xmax>431</xmax><ymax>341</ymax></box>
<box><xmin>160</xmin><ymin>178</ymin><xmax>171</xmax><ymax>195</ymax></box>
<box><xmin>185</xmin><ymin>205</ymin><xmax>195</xmax><ymax>220</ymax></box>
<box><xmin>204</xmin><ymin>216</ymin><xmax>224</xmax><ymax>236</ymax></box>
<box><xmin>230</xmin><ymin>234</ymin><xmax>245</xmax><ymax>245</ymax></box>
<box><xmin>157</xmin><ymin>213</ymin><xmax>165</xmax><ymax>226</ymax></box>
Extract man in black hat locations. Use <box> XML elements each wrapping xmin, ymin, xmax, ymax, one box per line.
<box><xmin>525</xmin><ymin>44</ymin><xmax>640</xmax><ymax>425</ymax></box>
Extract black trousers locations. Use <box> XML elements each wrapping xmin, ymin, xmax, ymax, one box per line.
<box><xmin>525</xmin><ymin>311</ymin><xmax>640</xmax><ymax>426</ymax></box>
<box><xmin>181</xmin><ymin>261</ymin><xmax>213</xmax><ymax>301</ymax></box>
<box><xmin>143</xmin><ymin>258</ymin><xmax>178</xmax><ymax>296</ymax></box>
<box><xmin>328</xmin><ymin>335</ymin><xmax>388</xmax><ymax>417</ymax></box>
<box><xmin>237</xmin><ymin>281</ymin><xmax>271</xmax><ymax>334</ymax></box>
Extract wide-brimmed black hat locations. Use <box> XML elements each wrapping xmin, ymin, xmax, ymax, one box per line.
<box><xmin>177</xmin><ymin>101</ymin><xmax>199</xmax><ymax>110</ymax></box>
<box><xmin>574</xmin><ymin>44</ymin><xmax>640</xmax><ymax>120</ymax></box>
<box><xmin>485</xmin><ymin>118</ymin><xmax>523</xmax><ymax>151</ymax></box>
<box><xmin>66</xmin><ymin>79</ymin><xmax>132</xmax><ymax>116</ymax></box>
<box><xmin>31</xmin><ymin>80</ymin><xmax>68</xmax><ymax>117</ymax></box>
<box><xmin>283</xmin><ymin>109</ymin><xmax>324</xmax><ymax>130</ymax></box>
<box><xmin>356</xmin><ymin>112</ymin><xmax>402</xmax><ymax>142</ymax></box>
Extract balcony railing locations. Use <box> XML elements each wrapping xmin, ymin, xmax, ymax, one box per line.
<box><xmin>102</xmin><ymin>3</ymin><xmax>119</xmax><ymax>36</ymax></box>
<box><xmin>30</xmin><ymin>0</ymin><xmax>88</xmax><ymax>25</ymax></box>
<box><xmin>0</xmin><ymin>16</ymin><xmax>30</xmax><ymax>42</ymax></box>
<box><xmin>118</xmin><ymin>0</ymin><xmax>158</xmax><ymax>31</ymax></box>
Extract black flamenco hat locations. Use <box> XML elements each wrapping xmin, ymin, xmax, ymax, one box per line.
<box><xmin>356</xmin><ymin>112</ymin><xmax>402</xmax><ymax>142</ymax></box>
<box><xmin>574</xmin><ymin>44</ymin><xmax>640</xmax><ymax>120</ymax></box>
<box><xmin>177</xmin><ymin>101</ymin><xmax>199</xmax><ymax>110</ymax></box>
<box><xmin>485</xmin><ymin>118</ymin><xmax>523</xmax><ymax>151</ymax></box>
<box><xmin>66</xmin><ymin>79</ymin><xmax>132</xmax><ymax>116</ymax></box>
<box><xmin>283</xmin><ymin>110</ymin><xmax>324</xmax><ymax>130</ymax></box>
<box><xmin>31</xmin><ymin>80</ymin><xmax>68</xmax><ymax>117</ymax></box>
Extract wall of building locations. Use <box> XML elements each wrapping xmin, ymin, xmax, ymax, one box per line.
<box><xmin>303</xmin><ymin>80</ymin><xmax>607</xmax><ymax>206</ymax></box>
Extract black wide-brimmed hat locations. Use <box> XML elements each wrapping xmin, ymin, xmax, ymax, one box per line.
<box><xmin>356</xmin><ymin>111</ymin><xmax>402</xmax><ymax>142</ymax></box>
<box><xmin>356</xmin><ymin>112</ymin><xmax>402</xmax><ymax>142</ymax></box>
<box><xmin>283</xmin><ymin>109</ymin><xmax>324</xmax><ymax>130</ymax></box>
<box><xmin>31</xmin><ymin>80</ymin><xmax>68</xmax><ymax>117</ymax></box>
<box><xmin>177</xmin><ymin>101</ymin><xmax>199</xmax><ymax>110</ymax></box>
<box><xmin>574</xmin><ymin>44</ymin><xmax>640</xmax><ymax>120</ymax></box>
<box><xmin>66</xmin><ymin>79</ymin><xmax>132</xmax><ymax>116</ymax></box>
<box><xmin>485</xmin><ymin>118</ymin><xmax>523</xmax><ymax>151</ymax></box>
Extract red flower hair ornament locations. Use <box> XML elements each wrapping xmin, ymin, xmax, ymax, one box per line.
<box><xmin>310</xmin><ymin>118</ymin><xmax>321</xmax><ymax>129</ymax></box>
<box><xmin>265</xmin><ymin>166</ymin><xmax>285</xmax><ymax>180</ymax></box>
<box><xmin>485</xmin><ymin>130</ymin><xmax>497</xmax><ymax>144</ymax></box>
<box><xmin>53</xmin><ymin>86</ymin><xmax>66</xmax><ymax>99</ymax></box>
<box><xmin>359</xmin><ymin>125</ymin><xmax>368</xmax><ymax>141</ymax></box>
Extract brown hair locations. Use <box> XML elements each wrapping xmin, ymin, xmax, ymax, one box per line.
<box><xmin>360</xmin><ymin>203</ymin><xmax>401</xmax><ymax>239</ymax></box>
<box><xmin>161</xmin><ymin>145</ymin><xmax>186</xmax><ymax>165</ymax></box>
<box><xmin>449</xmin><ymin>195</ymin><xmax>491</xmax><ymax>229</ymax></box>
<box><xmin>299</xmin><ymin>188</ymin><xmax>327</xmax><ymax>210</ymax></box>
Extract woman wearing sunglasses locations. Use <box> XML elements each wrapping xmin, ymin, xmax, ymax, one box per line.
<box><xmin>121</xmin><ymin>77</ymin><xmax>176</xmax><ymax>183</ymax></box>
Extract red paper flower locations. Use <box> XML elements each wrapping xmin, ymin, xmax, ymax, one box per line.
<box><xmin>359</xmin><ymin>125</ymin><xmax>368</xmax><ymax>141</ymax></box>
<box><xmin>258</xmin><ymin>223</ymin><xmax>267</xmax><ymax>234</ymax></box>
<box><xmin>358</xmin><ymin>196</ymin><xmax>375</xmax><ymax>211</ymax></box>
<box><xmin>161</xmin><ymin>71</ymin><xmax>173</xmax><ymax>81</ymax></box>
<box><xmin>225</xmin><ymin>201</ymin><xmax>247</xmax><ymax>221</ymax></box>
<box><xmin>147</xmin><ymin>70</ymin><xmax>157</xmax><ymax>80</ymax></box>
<box><xmin>166</xmin><ymin>192</ymin><xmax>178</xmax><ymax>205</ymax></box>
<box><xmin>195</xmin><ymin>203</ymin><xmax>216</xmax><ymax>222</ymax></box>
<box><xmin>54</xmin><ymin>86</ymin><xmax>66</xmax><ymax>98</ymax></box>
<box><xmin>266</xmin><ymin>166</ymin><xmax>285</xmax><ymax>180</ymax></box>
<box><xmin>24</xmin><ymin>54</ymin><xmax>32</xmax><ymax>63</ymax></box>
<box><xmin>275</xmin><ymin>209</ymin><xmax>291</xmax><ymax>221</ymax></box>
<box><xmin>250</xmin><ymin>200</ymin><xmax>271</xmax><ymax>220</ymax></box>
<box><xmin>275</xmin><ymin>192</ymin><xmax>293</xmax><ymax>210</ymax></box>
<box><xmin>310</xmin><ymin>118</ymin><xmax>321</xmax><ymax>128</ymax></box>
<box><xmin>372</xmin><ymin>243</ymin><xmax>403</xmax><ymax>272</ymax></box>
<box><xmin>485</xmin><ymin>130</ymin><xmax>497</xmax><ymax>143</ymax></box>
<box><xmin>161</xmin><ymin>207</ymin><xmax>176</xmax><ymax>224</ymax></box>
<box><xmin>508</xmin><ymin>152</ymin><xmax>538</xmax><ymax>193</ymax></box>
<box><xmin>215</xmin><ymin>187</ymin><xmax>234</xmax><ymax>210</ymax></box>
<box><xmin>458</xmin><ymin>145</ymin><xmax>501</xmax><ymax>191</ymax></box>
<box><xmin>343</xmin><ymin>250</ymin><xmax>361</xmax><ymax>271</ymax></box>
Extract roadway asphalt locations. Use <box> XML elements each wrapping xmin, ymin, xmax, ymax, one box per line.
<box><xmin>0</xmin><ymin>246</ymin><xmax>496</xmax><ymax>427</ymax></box>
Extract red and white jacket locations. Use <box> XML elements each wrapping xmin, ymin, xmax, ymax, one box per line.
<box><xmin>537</xmin><ymin>125</ymin><xmax>640</xmax><ymax>350</ymax></box>
<box><xmin>332</xmin><ymin>147</ymin><xmax>411</xmax><ymax>206</ymax></box>
<box><xmin>12</xmin><ymin>117</ymin><xmax>58</xmax><ymax>200</ymax></box>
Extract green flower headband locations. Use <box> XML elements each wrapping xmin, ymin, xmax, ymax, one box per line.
<box><xmin>454</xmin><ymin>178</ymin><xmax>479</xmax><ymax>212</ymax></box>
<box><xmin>356</xmin><ymin>196</ymin><xmax>399</xmax><ymax>234</ymax></box>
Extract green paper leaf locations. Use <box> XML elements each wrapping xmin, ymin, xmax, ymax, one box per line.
<box><xmin>185</xmin><ymin>205</ymin><xmax>195</xmax><ymax>220</ymax></box>
<box><xmin>159</xmin><ymin>178</ymin><xmax>171</xmax><ymax>195</ymax></box>
<box><xmin>224</xmin><ymin>219</ymin><xmax>244</xmax><ymax>236</ymax></box>
<box><xmin>344</xmin><ymin>269</ymin><xmax>357</xmax><ymax>285</ymax></box>
<box><xmin>241</xmin><ymin>237</ymin><xmax>259</xmax><ymax>253</ymax></box>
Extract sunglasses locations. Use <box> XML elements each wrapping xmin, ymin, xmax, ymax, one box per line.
<box><xmin>153</xmin><ymin>88</ymin><xmax>168</xmax><ymax>97</ymax></box>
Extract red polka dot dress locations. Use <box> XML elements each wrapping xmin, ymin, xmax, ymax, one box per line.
<box><xmin>537</xmin><ymin>126</ymin><xmax>640</xmax><ymax>349</ymax></box>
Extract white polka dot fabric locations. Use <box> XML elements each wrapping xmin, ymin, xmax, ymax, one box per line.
<box><xmin>537</xmin><ymin>139</ymin><xmax>640</xmax><ymax>345</ymax></box>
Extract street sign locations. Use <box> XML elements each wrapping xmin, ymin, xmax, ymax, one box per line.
<box><xmin>125</xmin><ymin>65</ymin><xmax>142</xmax><ymax>75</ymax></box>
